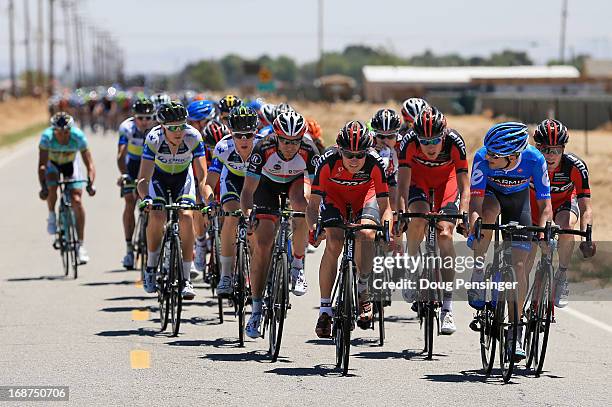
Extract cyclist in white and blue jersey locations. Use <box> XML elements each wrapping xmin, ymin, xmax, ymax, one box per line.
<box><xmin>467</xmin><ymin>122</ymin><xmax>553</xmax><ymax>361</ymax></box>
<box><xmin>203</xmin><ymin>106</ymin><xmax>263</xmax><ymax>297</ymax></box>
<box><xmin>137</xmin><ymin>102</ymin><xmax>207</xmax><ymax>300</ymax></box>
<box><xmin>117</xmin><ymin>98</ymin><xmax>156</xmax><ymax>269</ymax></box>
<box><xmin>38</xmin><ymin>112</ymin><xmax>97</xmax><ymax>264</ymax></box>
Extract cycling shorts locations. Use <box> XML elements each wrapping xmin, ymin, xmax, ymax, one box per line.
<box><xmin>46</xmin><ymin>160</ymin><xmax>86</xmax><ymax>190</ymax></box>
<box><xmin>408</xmin><ymin>181</ymin><xmax>459</xmax><ymax>215</ymax></box>
<box><xmin>320</xmin><ymin>197</ymin><xmax>380</xmax><ymax>227</ymax></box>
<box><xmin>486</xmin><ymin>186</ymin><xmax>532</xmax><ymax>249</ymax></box>
<box><xmin>220</xmin><ymin>172</ymin><xmax>245</xmax><ymax>205</ymax></box>
<box><xmin>148</xmin><ymin>166</ymin><xmax>196</xmax><ymax>206</ymax></box>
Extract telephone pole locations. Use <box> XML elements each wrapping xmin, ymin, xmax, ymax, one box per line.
<box><xmin>8</xmin><ymin>0</ymin><xmax>17</xmax><ymax>96</ymax></box>
<box><xmin>61</xmin><ymin>0</ymin><xmax>71</xmax><ymax>85</ymax></box>
<box><xmin>559</xmin><ymin>0</ymin><xmax>568</xmax><ymax>63</ymax></box>
<box><xmin>48</xmin><ymin>0</ymin><xmax>55</xmax><ymax>95</ymax></box>
<box><xmin>72</xmin><ymin>5</ymin><xmax>82</xmax><ymax>86</ymax></box>
<box><xmin>36</xmin><ymin>0</ymin><xmax>44</xmax><ymax>90</ymax></box>
<box><xmin>24</xmin><ymin>0</ymin><xmax>34</xmax><ymax>95</ymax></box>
<box><xmin>317</xmin><ymin>0</ymin><xmax>324</xmax><ymax>78</ymax></box>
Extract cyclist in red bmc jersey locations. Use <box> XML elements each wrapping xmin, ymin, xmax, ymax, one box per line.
<box><xmin>307</xmin><ymin>121</ymin><xmax>393</xmax><ymax>338</ymax></box>
<box><xmin>396</xmin><ymin>107</ymin><xmax>470</xmax><ymax>335</ymax></box>
<box><xmin>527</xmin><ymin>119</ymin><xmax>595</xmax><ymax>308</ymax></box>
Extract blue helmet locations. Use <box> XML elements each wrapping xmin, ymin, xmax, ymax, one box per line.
<box><xmin>484</xmin><ymin>122</ymin><xmax>529</xmax><ymax>156</ymax></box>
<box><xmin>186</xmin><ymin>100</ymin><xmax>216</xmax><ymax>121</ymax></box>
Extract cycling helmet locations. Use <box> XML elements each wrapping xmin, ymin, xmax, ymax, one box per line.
<box><xmin>401</xmin><ymin>98</ymin><xmax>429</xmax><ymax>123</ymax></box>
<box><xmin>258</xmin><ymin>103</ymin><xmax>278</xmax><ymax>126</ymax></box>
<box><xmin>50</xmin><ymin>112</ymin><xmax>74</xmax><ymax>130</ymax></box>
<box><xmin>186</xmin><ymin>100</ymin><xmax>216</xmax><ymax>121</ymax></box>
<box><xmin>336</xmin><ymin>120</ymin><xmax>373</xmax><ymax>151</ymax></box>
<box><xmin>413</xmin><ymin>106</ymin><xmax>447</xmax><ymax>138</ymax></box>
<box><xmin>203</xmin><ymin>120</ymin><xmax>231</xmax><ymax>148</ymax></box>
<box><xmin>484</xmin><ymin>122</ymin><xmax>529</xmax><ymax>156</ymax></box>
<box><xmin>228</xmin><ymin>105</ymin><xmax>259</xmax><ymax>133</ymax></box>
<box><xmin>371</xmin><ymin>108</ymin><xmax>401</xmax><ymax>134</ymax></box>
<box><xmin>156</xmin><ymin>101</ymin><xmax>187</xmax><ymax>124</ymax></box>
<box><xmin>273</xmin><ymin>111</ymin><xmax>308</xmax><ymax>138</ymax></box>
<box><xmin>275</xmin><ymin>102</ymin><xmax>294</xmax><ymax>116</ymax></box>
<box><xmin>534</xmin><ymin>119</ymin><xmax>569</xmax><ymax>146</ymax></box>
<box><xmin>306</xmin><ymin>118</ymin><xmax>322</xmax><ymax>140</ymax></box>
<box><xmin>131</xmin><ymin>98</ymin><xmax>155</xmax><ymax>115</ymax></box>
<box><xmin>150</xmin><ymin>93</ymin><xmax>171</xmax><ymax>110</ymax></box>
<box><xmin>218</xmin><ymin>95</ymin><xmax>242</xmax><ymax>114</ymax></box>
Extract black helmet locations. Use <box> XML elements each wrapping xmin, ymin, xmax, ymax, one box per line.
<box><xmin>413</xmin><ymin>106</ymin><xmax>447</xmax><ymax>138</ymax></box>
<box><xmin>203</xmin><ymin>120</ymin><xmax>231</xmax><ymax>148</ymax></box>
<box><xmin>218</xmin><ymin>95</ymin><xmax>242</xmax><ymax>114</ymax></box>
<box><xmin>336</xmin><ymin>120</ymin><xmax>373</xmax><ymax>151</ymax></box>
<box><xmin>156</xmin><ymin>101</ymin><xmax>187</xmax><ymax>124</ymax></box>
<box><xmin>132</xmin><ymin>98</ymin><xmax>155</xmax><ymax>115</ymax></box>
<box><xmin>50</xmin><ymin>112</ymin><xmax>74</xmax><ymax>130</ymax></box>
<box><xmin>228</xmin><ymin>106</ymin><xmax>258</xmax><ymax>133</ymax></box>
<box><xmin>534</xmin><ymin>119</ymin><xmax>569</xmax><ymax>146</ymax></box>
<box><xmin>371</xmin><ymin>108</ymin><xmax>401</xmax><ymax>134</ymax></box>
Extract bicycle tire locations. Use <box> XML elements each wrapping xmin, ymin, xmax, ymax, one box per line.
<box><xmin>170</xmin><ymin>235</ymin><xmax>183</xmax><ymax>337</ymax></box>
<box><xmin>334</xmin><ymin>262</ymin><xmax>346</xmax><ymax>369</ymax></box>
<box><xmin>58</xmin><ymin>208</ymin><xmax>69</xmax><ymax>277</ymax></box>
<box><xmin>270</xmin><ymin>253</ymin><xmax>289</xmax><ymax>362</ymax></box>
<box><xmin>235</xmin><ymin>241</ymin><xmax>248</xmax><ymax>347</ymax></box>
<box><xmin>498</xmin><ymin>266</ymin><xmax>518</xmax><ymax>383</ymax></box>
<box><xmin>157</xmin><ymin>235</ymin><xmax>170</xmax><ymax>332</ymax></box>
<box><xmin>424</xmin><ymin>303</ymin><xmax>435</xmax><ymax>359</ymax></box>
<box><xmin>479</xmin><ymin>305</ymin><xmax>497</xmax><ymax>374</ymax></box>
<box><xmin>526</xmin><ymin>262</ymin><xmax>553</xmax><ymax>375</ymax></box>
<box><xmin>375</xmin><ymin>300</ymin><xmax>385</xmax><ymax>346</ymax></box>
<box><xmin>68</xmin><ymin>209</ymin><xmax>79</xmax><ymax>279</ymax></box>
<box><xmin>341</xmin><ymin>261</ymin><xmax>354</xmax><ymax>376</ymax></box>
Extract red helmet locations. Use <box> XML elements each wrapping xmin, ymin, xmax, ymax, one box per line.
<box><xmin>413</xmin><ymin>107</ymin><xmax>447</xmax><ymax>138</ymax></box>
<box><xmin>336</xmin><ymin>120</ymin><xmax>372</xmax><ymax>151</ymax></box>
<box><xmin>534</xmin><ymin>119</ymin><xmax>569</xmax><ymax>146</ymax></box>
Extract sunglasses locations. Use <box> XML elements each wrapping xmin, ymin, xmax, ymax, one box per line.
<box><xmin>341</xmin><ymin>149</ymin><xmax>367</xmax><ymax>160</ymax></box>
<box><xmin>135</xmin><ymin>115</ymin><xmax>153</xmax><ymax>121</ymax></box>
<box><xmin>375</xmin><ymin>133</ymin><xmax>397</xmax><ymax>140</ymax></box>
<box><xmin>278</xmin><ymin>136</ymin><xmax>302</xmax><ymax>146</ymax></box>
<box><xmin>536</xmin><ymin>144</ymin><xmax>564</xmax><ymax>155</ymax></box>
<box><xmin>485</xmin><ymin>150</ymin><xmax>513</xmax><ymax>160</ymax></box>
<box><xmin>233</xmin><ymin>132</ymin><xmax>255</xmax><ymax>140</ymax></box>
<box><xmin>417</xmin><ymin>136</ymin><xmax>443</xmax><ymax>146</ymax></box>
<box><xmin>164</xmin><ymin>123</ymin><xmax>188</xmax><ymax>132</ymax></box>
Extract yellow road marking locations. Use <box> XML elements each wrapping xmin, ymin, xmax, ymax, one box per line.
<box><xmin>135</xmin><ymin>280</ymin><xmax>143</xmax><ymax>288</ymax></box>
<box><xmin>130</xmin><ymin>350</ymin><xmax>150</xmax><ymax>369</ymax></box>
<box><xmin>131</xmin><ymin>309</ymin><xmax>150</xmax><ymax>321</ymax></box>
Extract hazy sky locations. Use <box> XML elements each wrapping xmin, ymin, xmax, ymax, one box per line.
<box><xmin>2</xmin><ymin>0</ymin><xmax>612</xmax><ymax>76</ymax></box>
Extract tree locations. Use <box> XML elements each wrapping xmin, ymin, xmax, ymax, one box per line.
<box><xmin>273</xmin><ymin>55</ymin><xmax>297</xmax><ymax>82</ymax></box>
<box><xmin>220</xmin><ymin>54</ymin><xmax>245</xmax><ymax>86</ymax></box>
<box><xmin>185</xmin><ymin>60</ymin><xmax>226</xmax><ymax>90</ymax></box>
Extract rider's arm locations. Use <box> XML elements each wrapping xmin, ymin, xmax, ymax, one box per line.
<box><xmin>457</xmin><ymin>171</ymin><xmax>470</xmax><ymax>214</ymax></box>
<box><xmin>192</xmin><ymin>155</ymin><xmax>208</xmax><ymax>203</ymax></box>
<box><xmin>578</xmin><ymin>197</ymin><xmax>592</xmax><ymax>233</ymax></box>
<box><xmin>240</xmin><ymin>175</ymin><xmax>259</xmax><ymax>215</ymax></box>
<box><xmin>38</xmin><ymin>149</ymin><xmax>49</xmax><ymax>190</ymax></box>
<box><xmin>396</xmin><ymin>137</ymin><xmax>412</xmax><ymax>212</ymax></box>
<box><xmin>532</xmin><ymin>153</ymin><xmax>553</xmax><ymax>227</ymax></box>
<box><xmin>536</xmin><ymin>198</ymin><xmax>553</xmax><ymax>228</ymax></box>
<box><xmin>378</xmin><ymin>196</ymin><xmax>393</xmax><ymax>235</ymax></box>
<box><xmin>136</xmin><ymin>159</ymin><xmax>154</xmax><ymax>199</ymax></box>
<box><xmin>306</xmin><ymin>193</ymin><xmax>322</xmax><ymax>230</ymax></box>
<box><xmin>451</xmin><ymin>136</ymin><xmax>470</xmax><ymax>214</ymax></box>
<box><xmin>203</xmin><ymin>172</ymin><xmax>220</xmax><ymax>204</ymax></box>
<box><xmin>468</xmin><ymin>149</ymin><xmax>488</xmax><ymax>231</ymax></box>
<box><xmin>80</xmin><ymin>149</ymin><xmax>96</xmax><ymax>185</ymax></box>
<box><xmin>570</xmin><ymin>157</ymin><xmax>592</xmax><ymax>233</ymax></box>
<box><xmin>117</xmin><ymin>144</ymin><xmax>128</xmax><ymax>175</ymax></box>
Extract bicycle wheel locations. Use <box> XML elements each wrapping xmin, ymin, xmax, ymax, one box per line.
<box><xmin>334</xmin><ymin>263</ymin><xmax>346</xmax><ymax>369</ymax></box>
<box><xmin>170</xmin><ymin>235</ymin><xmax>183</xmax><ymax>337</ymax></box>
<box><xmin>479</xmin><ymin>304</ymin><xmax>497</xmax><ymax>374</ymax></box>
<box><xmin>424</xmin><ymin>303</ymin><xmax>435</xmax><ymax>359</ymax></box>
<box><xmin>67</xmin><ymin>209</ymin><xmax>79</xmax><ymax>279</ymax></box>
<box><xmin>211</xmin><ymin>234</ymin><xmax>223</xmax><ymax>323</ymax></box>
<box><xmin>58</xmin><ymin>208</ymin><xmax>69</xmax><ymax>277</ymax></box>
<box><xmin>525</xmin><ymin>262</ymin><xmax>553</xmax><ymax>375</ymax></box>
<box><xmin>269</xmin><ymin>253</ymin><xmax>289</xmax><ymax>362</ymax></box>
<box><xmin>498</xmin><ymin>267</ymin><xmax>518</xmax><ymax>383</ymax></box>
<box><xmin>235</xmin><ymin>241</ymin><xmax>248</xmax><ymax>347</ymax></box>
<box><xmin>341</xmin><ymin>261</ymin><xmax>354</xmax><ymax>376</ymax></box>
<box><xmin>375</xmin><ymin>300</ymin><xmax>385</xmax><ymax>346</ymax></box>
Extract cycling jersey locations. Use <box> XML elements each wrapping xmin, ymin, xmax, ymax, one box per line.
<box><xmin>142</xmin><ymin>125</ymin><xmax>205</xmax><ymax>175</ymax></box>
<box><xmin>39</xmin><ymin>126</ymin><xmax>88</xmax><ymax>165</ymax></box>
<box><xmin>375</xmin><ymin>145</ymin><xmax>398</xmax><ymax>187</ymax></box>
<box><xmin>209</xmin><ymin>134</ymin><xmax>263</xmax><ymax>177</ymax></box>
<box><xmin>118</xmin><ymin>117</ymin><xmax>150</xmax><ymax>160</ymax></box>
<box><xmin>398</xmin><ymin>129</ymin><xmax>468</xmax><ymax>188</ymax></box>
<box><xmin>258</xmin><ymin>124</ymin><xmax>274</xmax><ymax>137</ymax></box>
<box><xmin>470</xmin><ymin>145</ymin><xmax>550</xmax><ymax>200</ymax></box>
<box><xmin>311</xmin><ymin>147</ymin><xmax>389</xmax><ymax>214</ymax></box>
<box><xmin>246</xmin><ymin>135</ymin><xmax>318</xmax><ymax>184</ymax></box>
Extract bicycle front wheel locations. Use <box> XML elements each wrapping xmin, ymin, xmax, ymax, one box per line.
<box><xmin>170</xmin><ymin>235</ymin><xmax>183</xmax><ymax>337</ymax></box>
<box><xmin>269</xmin><ymin>253</ymin><xmax>289</xmax><ymax>362</ymax></box>
<box><xmin>479</xmin><ymin>305</ymin><xmax>497</xmax><ymax>374</ymax></box>
<box><xmin>235</xmin><ymin>241</ymin><xmax>249</xmax><ymax>347</ymax></box>
<box><xmin>68</xmin><ymin>209</ymin><xmax>79</xmax><ymax>279</ymax></box>
<box><xmin>341</xmin><ymin>261</ymin><xmax>354</xmax><ymax>376</ymax></box>
<box><xmin>525</xmin><ymin>262</ymin><xmax>553</xmax><ymax>375</ymax></box>
<box><xmin>498</xmin><ymin>267</ymin><xmax>518</xmax><ymax>383</ymax></box>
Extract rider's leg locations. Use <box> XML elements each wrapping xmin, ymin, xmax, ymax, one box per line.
<box><xmin>178</xmin><ymin>211</ymin><xmax>195</xmax><ymax>280</ymax></box>
<box><xmin>556</xmin><ymin>209</ymin><xmax>579</xmax><ymax>269</ymax></box>
<box><xmin>249</xmin><ymin>218</ymin><xmax>276</xmax><ymax>302</ymax></box>
<box><xmin>437</xmin><ymin>220</ymin><xmax>456</xmax><ymax>311</ymax></box>
<box><xmin>123</xmin><ymin>192</ymin><xmax>136</xmax><ymax>245</ymax></box>
<box><xmin>71</xmin><ymin>188</ymin><xmax>85</xmax><ymax>241</ymax></box>
<box><xmin>220</xmin><ymin>200</ymin><xmax>240</xmax><ymax>278</ymax></box>
<box><xmin>146</xmin><ymin>210</ymin><xmax>165</xmax><ymax>267</ymax></box>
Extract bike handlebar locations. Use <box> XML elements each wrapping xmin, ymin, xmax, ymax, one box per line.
<box><xmin>474</xmin><ymin>218</ymin><xmax>592</xmax><ymax>242</ymax></box>
<box><xmin>398</xmin><ymin>211</ymin><xmax>469</xmax><ymax>226</ymax></box>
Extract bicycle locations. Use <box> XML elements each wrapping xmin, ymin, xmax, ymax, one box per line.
<box><xmin>53</xmin><ymin>179</ymin><xmax>86</xmax><ymax>279</ymax></box>
<box><xmin>328</xmin><ymin>204</ymin><xmax>389</xmax><ymax>376</ymax></box>
<box><xmin>523</xmin><ymin>223</ymin><xmax>592</xmax><ymax>376</ymax></box>
<box><xmin>398</xmin><ymin>191</ymin><xmax>467</xmax><ymax>360</ymax></box>
<box><xmin>369</xmin><ymin>226</ymin><xmax>393</xmax><ymax>347</ymax></box>
<box><xmin>470</xmin><ymin>218</ymin><xmax>544</xmax><ymax>382</ymax></box>
<box><xmin>258</xmin><ymin>193</ymin><xmax>305</xmax><ymax>362</ymax></box>
<box><xmin>147</xmin><ymin>194</ymin><xmax>201</xmax><ymax>337</ymax></box>
<box><xmin>120</xmin><ymin>175</ymin><xmax>147</xmax><ymax>276</ymax></box>
<box><xmin>201</xmin><ymin>204</ymin><xmax>224</xmax><ymax>324</ymax></box>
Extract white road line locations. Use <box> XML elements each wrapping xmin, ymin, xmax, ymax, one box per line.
<box><xmin>558</xmin><ymin>307</ymin><xmax>612</xmax><ymax>334</ymax></box>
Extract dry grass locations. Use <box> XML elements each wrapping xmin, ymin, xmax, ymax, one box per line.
<box><xmin>0</xmin><ymin>97</ymin><xmax>48</xmax><ymax>142</ymax></box>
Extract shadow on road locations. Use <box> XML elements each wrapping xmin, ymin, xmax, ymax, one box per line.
<box><xmin>81</xmin><ymin>280</ymin><xmax>135</xmax><ymax>287</ymax></box>
<box><xmin>151</xmin><ymin>316</ymin><xmax>218</xmax><ymax>326</ymax></box>
<box><xmin>104</xmin><ymin>269</ymin><xmax>135</xmax><ymax>274</ymax></box>
<box><xmin>95</xmin><ymin>328</ymin><xmax>158</xmax><ymax>337</ymax></box>
<box><xmin>166</xmin><ymin>338</ymin><xmax>240</xmax><ymax>348</ymax></box>
<box><xmin>200</xmin><ymin>350</ymin><xmax>290</xmax><ymax>363</ymax></box>
<box><xmin>264</xmin><ymin>364</ymin><xmax>347</xmax><ymax>377</ymax></box>
<box><xmin>6</xmin><ymin>275</ymin><xmax>66</xmax><ymax>282</ymax></box>
<box><xmin>355</xmin><ymin>348</ymin><xmax>448</xmax><ymax>361</ymax></box>
<box><xmin>422</xmin><ymin>370</ymin><xmax>499</xmax><ymax>383</ymax></box>
<box><xmin>104</xmin><ymin>296</ymin><xmax>152</xmax><ymax>301</ymax></box>
<box><xmin>384</xmin><ymin>315</ymin><xmax>419</xmax><ymax>324</ymax></box>
<box><xmin>99</xmin><ymin>306</ymin><xmax>152</xmax><ymax>313</ymax></box>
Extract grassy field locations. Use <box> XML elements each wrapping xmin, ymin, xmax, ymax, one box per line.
<box><xmin>0</xmin><ymin>122</ymin><xmax>48</xmax><ymax>148</ymax></box>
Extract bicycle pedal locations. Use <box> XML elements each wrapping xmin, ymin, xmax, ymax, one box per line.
<box><xmin>468</xmin><ymin>319</ymin><xmax>480</xmax><ymax>332</ymax></box>
<box><xmin>287</xmin><ymin>303</ymin><xmax>292</xmax><ymax>310</ymax></box>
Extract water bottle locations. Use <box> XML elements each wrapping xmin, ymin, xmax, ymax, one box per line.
<box><xmin>467</xmin><ymin>234</ymin><xmax>475</xmax><ymax>249</ymax></box>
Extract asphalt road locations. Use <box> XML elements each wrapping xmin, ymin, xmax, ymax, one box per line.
<box><xmin>1</xmin><ymin>133</ymin><xmax>611</xmax><ymax>406</ymax></box>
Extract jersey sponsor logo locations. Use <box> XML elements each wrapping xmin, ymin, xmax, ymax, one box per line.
<box><xmin>330</xmin><ymin>178</ymin><xmax>370</xmax><ymax>186</ymax></box>
<box><xmin>550</xmin><ymin>184</ymin><xmax>573</xmax><ymax>193</ymax></box>
<box><xmin>567</xmin><ymin>154</ymin><xmax>589</xmax><ymax>179</ymax></box>
<box><xmin>273</xmin><ymin>163</ymin><xmax>282</xmax><ymax>171</ymax></box>
<box><xmin>470</xmin><ymin>162</ymin><xmax>484</xmax><ymax>186</ymax></box>
<box><xmin>490</xmin><ymin>177</ymin><xmax>529</xmax><ymax>187</ymax></box>
<box><xmin>311</xmin><ymin>155</ymin><xmax>320</xmax><ymax>167</ymax></box>
<box><xmin>250</xmin><ymin>153</ymin><xmax>262</xmax><ymax>165</ymax></box>
<box><xmin>413</xmin><ymin>156</ymin><xmax>450</xmax><ymax>167</ymax></box>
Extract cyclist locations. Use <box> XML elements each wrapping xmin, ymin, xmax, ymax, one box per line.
<box><xmin>399</xmin><ymin>97</ymin><xmax>429</xmax><ymax>137</ymax></box>
<box><xmin>528</xmin><ymin>119</ymin><xmax>594</xmax><ymax>307</ymax></box>
<box><xmin>306</xmin><ymin>121</ymin><xmax>392</xmax><ymax>337</ymax></box>
<box><xmin>137</xmin><ymin>102</ymin><xmax>207</xmax><ymax>300</ymax></box>
<box><xmin>257</xmin><ymin>103</ymin><xmax>277</xmax><ymax>136</ymax></box>
<box><xmin>186</xmin><ymin>100</ymin><xmax>217</xmax><ymax>134</ymax></box>
<box><xmin>117</xmin><ymin>98</ymin><xmax>156</xmax><ymax>269</ymax></box>
<box><xmin>38</xmin><ymin>112</ymin><xmax>97</xmax><ymax>264</ymax></box>
<box><xmin>396</xmin><ymin>107</ymin><xmax>469</xmax><ymax>335</ymax></box>
<box><xmin>218</xmin><ymin>95</ymin><xmax>242</xmax><ymax>125</ymax></box>
<box><xmin>203</xmin><ymin>106</ymin><xmax>263</xmax><ymax>297</ymax></box>
<box><xmin>241</xmin><ymin>111</ymin><xmax>319</xmax><ymax>338</ymax></box>
<box><xmin>370</xmin><ymin>109</ymin><xmax>401</xmax><ymax>213</ymax></box>
<box><xmin>467</xmin><ymin>122</ymin><xmax>553</xmax><ymax>360</ymax></box>
<box><xmin>305</xmin><ymin>117</ymin><xmax>326</xmax><ymax>154</ymax></box>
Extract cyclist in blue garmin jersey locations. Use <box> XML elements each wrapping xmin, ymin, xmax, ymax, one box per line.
<box><xmin>467</xmin><ymin>122</ymin><xmax>552</xmax><ymax>361</ymax></box>
<box><xmin>137</xmin><ymin>102</ymin><xmax>208</xmax><ymax>300</ymax></box>
<box><xmin>117</xmin><ymin>98</ymin><xmax>156</xmax><ymax>269</ymax></box>
<box><xmin>38</xmin><ymin>112</ymin><xmax>97</xmax><ymax>264</ymax></box>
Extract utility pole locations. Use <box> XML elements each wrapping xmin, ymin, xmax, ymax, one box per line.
<box><xmin>317</xmin><ymin>0</ymin><xmax>324</xmax><ymax>78</ymax></box>
<box><xmin>559</xmin><ymin>0</ymin><xmax>568</xmax><ymax>63</ymax></box>
<box><xmin>48</xmin><ymin>0</ymin><xmax>55</xmax><ymax>95</ymax></box>
<box><xmin>24</xmin><ymin>0</ymin><xmax>34</xmax><ymax>95</ymax></box>
<box><xmin>36</xmin><ymin>0</ymin><xmax>44</xmax><ymax>90</ymax></box>
<box><xmin>61</xmin><ymin>0</ymin><xmax>71</xmax><ymax>85</ymax></box>
<box><xmin>90</xmin><ymin>27</ymin><xmax>97</xmax><ymax>83</ymax></box>
<box><xmin>72</xmin><ymin>5</ymin><xmax>82</xmax><ymax>86</ymax></box>
<box><xmin>8</xmin><ymin>0</ymin><xmax>17</xmax><ymax>96</ymax></box>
